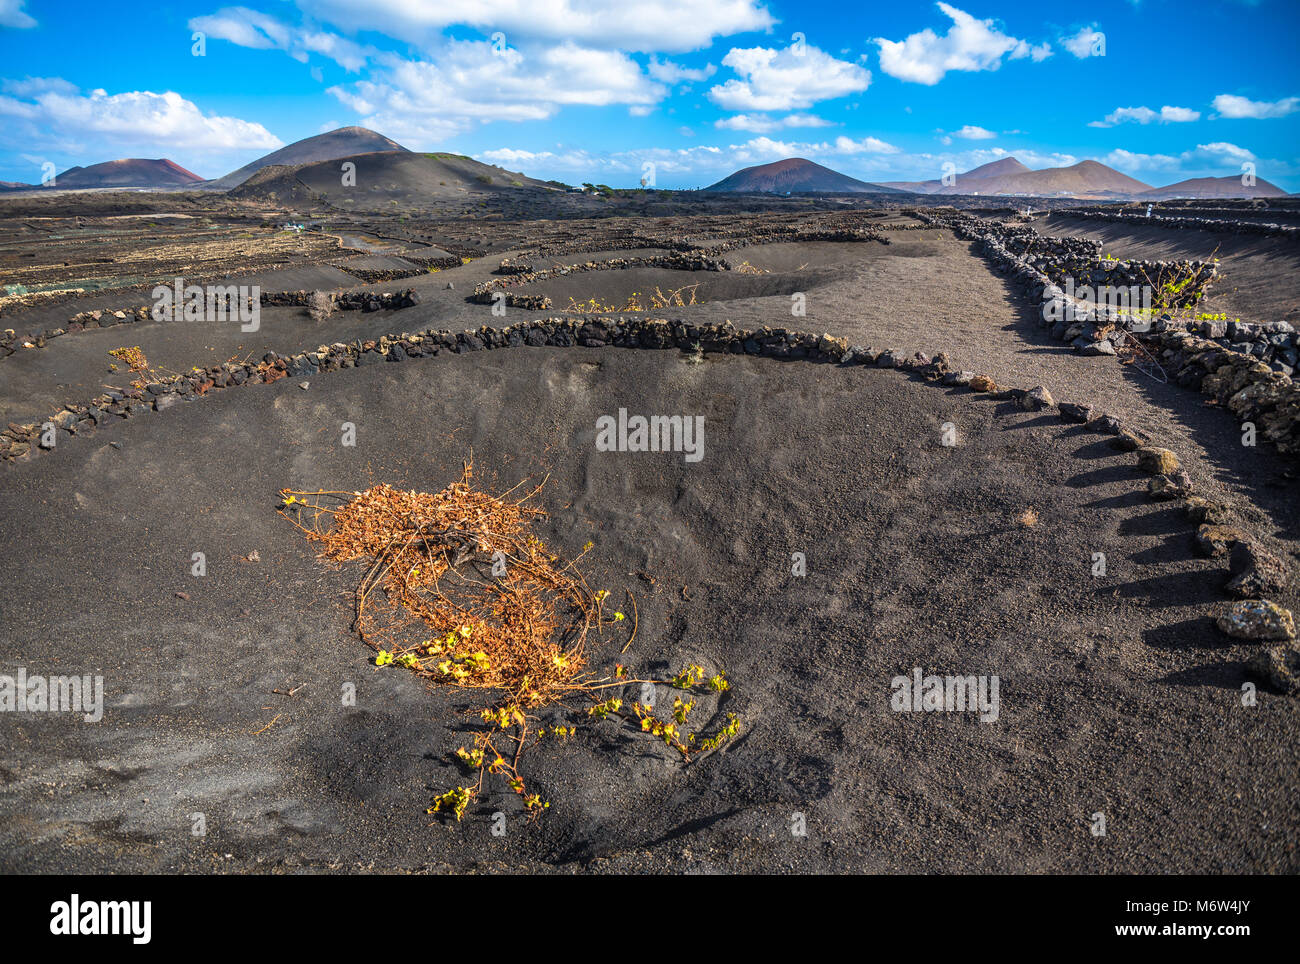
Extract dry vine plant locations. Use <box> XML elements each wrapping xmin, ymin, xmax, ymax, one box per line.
<box><xmin>277</xmin><ymin>461</ymin><xmax>739</xmax><ymax>820</ymax></box>
<box><xmin>108</xmin><ymin>345</ymin><xmax>266</xmax><ymax>391</ymax></box>
<box><xmin>1099</xmin><ymin>254</ymin><xmax>1221</xmax><ymax>383</ymax></box>
<box><xmin>564</xmin><ymin>282</ymin><xmax>701</xmax><ymax>313</ymax></box>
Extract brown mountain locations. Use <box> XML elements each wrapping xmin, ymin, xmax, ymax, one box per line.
<box><xmin>942</xmin><ymin>159</ymin><xmax>1150</xmax><ymax>197</ymax></box>
<box><xmin>881</xmin><ymin>156</ymin><xmax>1030</xmax><ymax>193</ymax></box>
<box><xmin>883</xmin><ymin>157</ymin><xmax>1151</xmax><ymax>199</ymax></box>
<box><xmin>1139</xmin><ymin>175</ymin><xmax>1289</xmax><ymax>200</ymax></box>
<box><xmin>229</xmin><ymin>150</ymin><xmax>551</xmax><ymax>207</ymax></box>
<box><xmin>39</xmin><ymin>158</ymin><xmax>204</xmax><ymax>190</ymax></box>
<box><xmin>704</xmin><ymin>157</ymin><xmax>901</xmax><ymax>193</ymax></box>
<box><xmin>208</xmin><ymin>126</ymin><xmax>410</xmax><ymax>189</ymax></box>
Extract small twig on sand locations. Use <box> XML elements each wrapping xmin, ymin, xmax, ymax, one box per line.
<box><xmin>620</xmin><ymin>592</ymin><xmax>639</xmax><ymax>654</ymax></box>
<box><xmin>252</xmin><ymin>713</ymin><xmax>283</xmax><ymax>736</ymax></box>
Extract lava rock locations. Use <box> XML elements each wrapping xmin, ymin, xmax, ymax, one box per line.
<box><xmin>1147</xmin><ymin>473</ymin><xmax>1192</xmax><ymax>500</ymax></box>
<box><xmin>1019</xmin><ymin>386</ymin><xmax>1055</xmax><ymax>411</ymax></box>
<box><xmin>1109</xmin><ymin>430</ymin><xmax>1144</xmax><ymax>452</ymax></box>
<box><xmin>1226</xmin><ymin>541</ymin><xmax>1291</xmax><ymax>598</ymax></box>
<box><xmin>1247</xmin><ymin>643</ymin><xmax>1300</xmax><ymax>694</ymax></box>
<box><xmin>1184</xmin><ymin>496</ymin><xmax>1230</xmax><ymax>525</ymax></box>
<box><xmin>1078</xmin><ymin>340</ymin><xmax>1117</xmax><ymax>356</ymax></box>
<box><xmin>1196</xmin><ymin>524</ymin><xmax>1243</xmax><ymax>557</ymax></box>
<box><xmin>1217</xmin><ymin>600</ymin><xmax>1295</xmax><ymax>641</ymax></box>
<box><xmin>1092</xmin><ymin>415</ymin><xmax>1124</xmax><ymax>435</ymax></box>
<box><xmin>1136</xmin><ymin>447</ymin><xmax>1180</xmax><ymax>474</ymax></box>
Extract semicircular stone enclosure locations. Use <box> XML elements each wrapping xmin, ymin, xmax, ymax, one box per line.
<box><xmin>0</xmin><ymin>197</ymin><xmax>1295</xmax><ymax>874</ymax></box>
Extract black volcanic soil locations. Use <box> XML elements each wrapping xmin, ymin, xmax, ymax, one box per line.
<box><xmin>2</xmin><ymin>348</ymin><xmax>1296</xmax><ymax>874</ymax></box>
<box><xmin>7</xmin><ymin>225</ymin><xmax>1298</xmax><ymax>545</ymax></box>
<box><xmin>1</xmin><ymin>197</ymin><xmax>1298</xmax><ymax>875</ymax></box>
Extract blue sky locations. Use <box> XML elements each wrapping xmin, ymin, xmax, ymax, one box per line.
<box><xmin>1</xmin><ymin>0</ymin><xmax>1297</xmax><ymax>189</ymax></box>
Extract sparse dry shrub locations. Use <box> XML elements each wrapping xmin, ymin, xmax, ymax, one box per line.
<box><xmin>277</xmin><ymin>462</ymin><xmax>739</xmax><ymax>820</ymax></box>
<box><xmin>307</xmin><ymin>290</ymin><xmax>335</xmax><ymax>322</ymax></box>
<box><xmin>564</xmin><ymin>283</ymin><xmax>700</xmax><ymax>313</ymax></box>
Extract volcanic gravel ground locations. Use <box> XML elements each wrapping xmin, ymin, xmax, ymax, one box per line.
<box><xmin>1</xmin><ymin>349</ymin><xmax>1296</xmax><ymax>873</ymax></box>
<box><xmin>8</xmin><ymin>226</ymin><xmax>1299</xmax><ymax>550</ymax></box>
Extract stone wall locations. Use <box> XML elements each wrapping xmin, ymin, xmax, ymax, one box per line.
<box><xmin>1055</xmin><ymin>208</ymin><xmax>1300</xmax><ymax>241</ymax></box>
<box><xmin>472</xmin><ymin>253</ymin><xmax>732</xmax><ymax>307</ymax></box>
<box><xmin>1</xmin><ymin>289</ymin><xmax>421</xmax><ymax>356</ymax></box>
<box><xmin>911</xmin><ymin>209</ymin><xmax>1300</xmax><ymax>458</ymax></box>
<box><xmin>260</xmin><ymin>289</ymin><xmax>421</xmax><ymax>311</ymax></box>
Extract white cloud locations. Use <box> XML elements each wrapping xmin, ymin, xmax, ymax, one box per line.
<box><xmin>2</xmin><ymin>77</ymin><xmax>78</xmax><ymax>98</ymax></box>
<box><xmin>1101</xmin><ymin>143</ymin><xmax>1259</xmax><ymax>178</ymax></box>
<box><xmin>1010</xmin><ymin>41</ymin><xmax>1052</xmax><ymax>62</ymax></box>
<box><xmin>875</xmin><ymin>3</ymin><xmax>1050</xmax><ymax>85</ymax></box>
<box><xmin>833</xmin><ymin>135</ymin><xmax>900</xmax><ymax>154</ymax></box>
<box><xmin>733</xmin><ymin>136</ymin><xmax>802</xmax><ymax>160</ymax></box>
<box><xmin>0</xmin><ymin>84</ymin><xmax>282</xmax><ymax>153</ymax></box>
<box><xmin>1101</xmin><ymin>149</ymin><xmax>1179</xmax><ymax>171</ymax></box>
<box><xmin>708</xmin><ymin>44</ymin><xmax>871</xmax><ymax>111</ymax></box>
<box><xmin>647</xmin><ymin>57</ymin><xmax>716</xmax><ymax>84</ymax></box>
<box><xmin>295</xmin><ymin>0</ymin><xmax>774</xmax><ymax>53</ymax></box>
<box><xmin>1013</xmin><ymin>149</ymin><xmax>1078</xmax><ymax>169</ymax></box>
<box><xmin>478</xmin><ymin>147</ymin><xmax>556</xmax><ymax>166</ymax></box>
<box><xmin>0</xmin><ymin>0</ymin><xmax>36</xmax><ymax>28</ymax></box>
<box><xmin>297</xmin><ymin>30</ymin><xmax>369</xmax><ymax>72</ymax></box>
<box><xmin>1089</xmin><ymin>104</ymin><xmax>1200</xmax><ymax>127</ymax></box>
<box><xmin>952</xmin><ymin>124</ymin><xmax>995</xmax><ymax>139</ymax></box>
<box><xmin>1192</xmin><ymin>141</ymin><xmax>1255</xmax><ymax>163</ymax></box>
<box><xmin>722</xmin><ymin>133</ymin><xmax>898</xmax><ymax>165</ymax></box>
<box><xmin>190</xmin><ymin>7</ymin><xmax>369</xmax><ymax>71</ymax></box>
<box><xmin>191</xmin><ymin>6</ymin><xmax>288</xmax><ymax>50</ymax></box>
<box><xmin>1212</xmin><ymin>93</ymin><xmax>1300</xmax><ymax>119</ymax></box>
<box><xmin>714</xmin><ymin>112</ymin><xmax>832</xmax><ymax>133</ymax></box>
<box><xmin>327</xmin><ymin>41</ymin><xmax>666</xmax><ymax>145</ymax></box>
<box><xmin>715</xmin><ymin>114</ymin><xmax>777</xmax><ymax>133</ymax></box>
<box><xmin>1061</xmin><ymin>24</ymin><xmax>1103</xmax><ymax>58</ymax></box>
<box><xmin>785</xmin><ymin>113</ymin><xmax>833</xmax><ymax>128</ymax></box>
<box><xmin>1094</xmin><ymin>106</ymin><xmax>1157</xmax><ymax>126</ymax></box>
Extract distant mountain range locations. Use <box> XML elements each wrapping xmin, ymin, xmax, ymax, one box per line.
<box><xmin>1</xmin><ymin>128</ymin><xmax>1289</xmax><ymax>199</ymax></box>
<box><xmin>704</xmin><ymin>158</ymin><xmax>901</xmax><ymax>194</ymax></box>
<box><xmin>1137</xmin><ymin>175</ymin><xmax>1289</xmax><ymax>200</ymax></box>
<box><xmin>872</xmin><ymin>155</ymin><xmax>1284</xmax><ymax>200</ymax></box>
